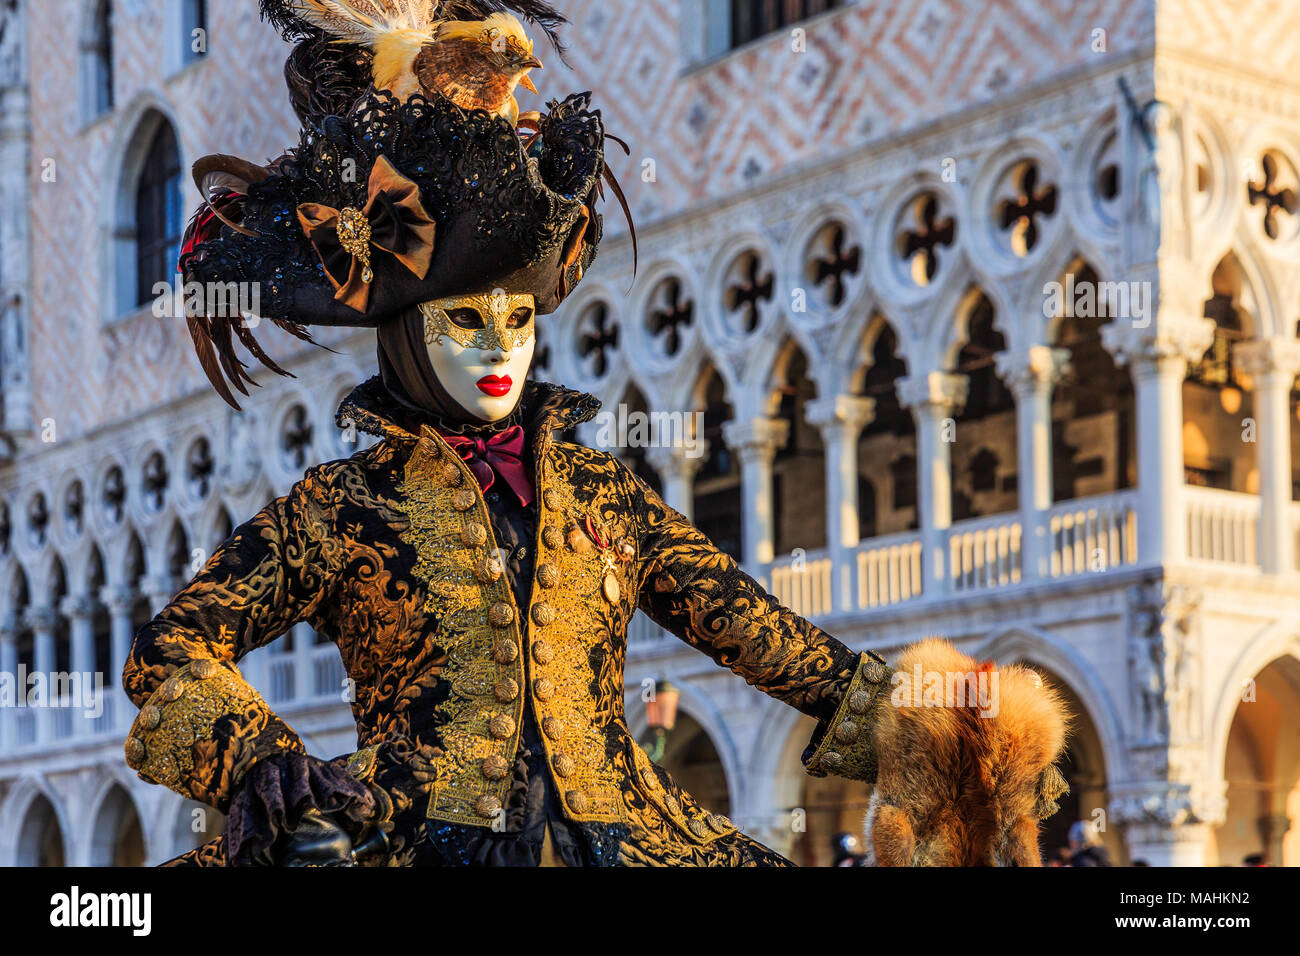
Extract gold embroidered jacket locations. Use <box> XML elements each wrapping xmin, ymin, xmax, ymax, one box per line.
<box><xmin>122</xmin><ymin>380</ymin><xmax>891</xmax><ymax>866</ymax></box>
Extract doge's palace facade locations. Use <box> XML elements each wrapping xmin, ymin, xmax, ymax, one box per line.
<box><xmin>1</xmin><ymin>0</ymin><xmax>1299</xmax><ymax>868</ymax></box>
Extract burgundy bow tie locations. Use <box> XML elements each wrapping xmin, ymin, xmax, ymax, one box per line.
<box><xmin>440</xmin><ymin>426</ymin><xmax>534</xmax><ymax>507</ymax></box>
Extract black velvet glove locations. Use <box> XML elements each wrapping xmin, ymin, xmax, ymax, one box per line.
<box><xmin>225</xmin><ymin>751</ymin><xmax>378</xmax><ymax>867</ymax></box>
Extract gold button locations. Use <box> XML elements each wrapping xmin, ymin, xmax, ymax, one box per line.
<box><xmin>708</xmin><ymin>814</ymin><xmax>731</xmax><ymax>834</ymax></box>
<box><xmin>833</xmin><ymin>720</ymin><xmax>860</xmax><ymax>745</ymax></box>
<box><xmin>482</xmin><ymin>755</ymin><xmax>509</xmax><ymax>781</ymax></box>
<box><xmin>493</xmin><ymin>639</ymin><xmax>519</xmax><ymax>664</ymax></box>
<box><xmin>864</xmin><ymin>660</ymin><xmax>887</xmax><ymax>683</ymax></box>
<box><xmin>543</xmin><ymin>527</ymin><xmax>564</xmax><ymax>550</ymax></box>
<box><xmin>663</xmin><ymin>795</ymin><xmax>681</xmax><ymax>817</ymax></box>
<box><xmin>542</xmin><ymin>717</ymin><xmax>565</xmax><ymax>740</ymax></box>
<box><xmin>488</xmin><ymin>603</ymin><xmax>515</xmax><ymax>627</ymax></box>
<box><xmin>476</xmin><ymin>553</ymin><xmax>504</xmax><ymax>583</ymax></box>
<box><xmin>476</xmin><ymin>795</ymin><xmax>502</xmax><ymax>817</ymax></box>
<box><xmin>494</xmin><ymin>678</ymin><xmax>519</xmax><ymax>703</ymax></box>
<box><xmin>822</xmin><ymin>751</ymin><xmax>844</xmax><ymax>770</ymax></box>
<box><xmin>140</xmin><ymin>705</ymin><xmax>161</xmax><ymax>730</ymax></box>
<box><xmin>160</xmin><ymin>678</ymin><xmax>185</xmax><ymax>702</ymax></box>
<box><xmin>452</xmin><ymin>489</ymin><xmax>476</xmax><ymax>512</ymax></box>
<box><xmin>462</xmin><ymin>523</ymin><xmax>488</xmax><ymax>548</ymax></box>
<box><xmin>532</xmin><ymin>642</ymin><xmax>554</xmax><ymax>665</ymax></box>
<box><xmin>489</xmin><ymin>714</ymin><xmax>516</xmax><ymax>740</ymax></box>
<box><xmin>191</xmin><ymin>659</ymin><xmax>221</xmax><ymax>680</ymax></box>
<box><xmin>566</xmin><ymin>790</ymin><xmax>589</xmax><ymax>813</ymax></box>
<box><xmin>534</xmin><ymin>678</ymin><xmax>555</xmax><ymax>701</ymax></box>
<box><xmin>531</xmin><ymin>603</ymin><xmax>555</xmax><ymax>627</ymax></box>
<box><xmin>848</xmin><ymin>690</ymin><xmax>872</xmax><ymax>715</ymax></box>
<box><xmin>537</xmin><ymin>563</ymin><xmax>560</xmax><ymax>589</ymax></box>
<box><xmin>688</xmin><ymin>818</ymin><xmax>709</xmax><ymax>838</ymax></box>
<box><xmin>553</xmin><ymin>754</ymin><xmax>575</xmax><ymax>778</ymax></box>
<box><xmin>124</xmin><ymin>737</ymin><xmax>146</xmax><ymax>768</ymax></box>
<box><xmin>543</xmin><ymin>489</ymin><xmax>561</xmax><ymax>510</ymax></box>
<box><xmin>641</xmin><ymin>768</ymin><xmax>660</xmax><ymax>790</ymax></box>
<box><xmin>442</xmin><ymin>463</ymin><xmax>463</xmax><ymax>486</ymax></box>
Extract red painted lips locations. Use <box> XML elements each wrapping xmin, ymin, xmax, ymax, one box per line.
<box><xmin>477</xmin><ymin>375</ymin><xmax>513</xmax><ymax>397</ymax></box>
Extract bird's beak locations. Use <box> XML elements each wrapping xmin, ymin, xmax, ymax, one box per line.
<box><xmin>519</xmin><ymin>73</ymin><xmax>539</xmax><ymax>95</ymax></box>
<box><xmin>523</xmin><ymin>54</ymin><xmax>543</xmax><ymax>71</ymax></box>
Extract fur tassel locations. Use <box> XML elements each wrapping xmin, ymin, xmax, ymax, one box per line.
<box><xmin>864</xmin><ymin>639</ymin><xmax>1071</xmax><ymax>867</ymax></box>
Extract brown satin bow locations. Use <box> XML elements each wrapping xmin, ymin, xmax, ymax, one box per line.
<box><xmin>297</xmin><ymin>156</ymin><xmax>438</xmax><ymax>314</ymax></box>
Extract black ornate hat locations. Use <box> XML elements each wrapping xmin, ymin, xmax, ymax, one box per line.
<box><xmin>179</xmin><ymin>1</ymin><xmax>630</xmax><ymax>409</ymax></box>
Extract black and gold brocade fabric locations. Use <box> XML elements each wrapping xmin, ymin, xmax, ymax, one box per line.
<box><xmin>123</xmin><ymin>379</ymin><xmax>887</xmax><ymax>867</ymax></box>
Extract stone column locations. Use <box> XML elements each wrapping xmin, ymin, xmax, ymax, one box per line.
<box><xmin>0</xmin><ymin>621</ymin><xmax>16</xmax><ymax>752</ymax></box>
<box><xmin>1234</xmin><ymin>338</ymin><xmax>1300</xmax><ymax>574</ymax></box>
<box><xmin>805</xmin><ymin>395</ymin><xmax>876</xmax><ymax>612</ymax></box>
<box><xmin>25</xmin><ymin>606</ymin><xmax>55</xmax><ymax>742</ymax></box>
<box><xmin>1111</xmin><ymin>779</ymin><xmax>1224</xmax><ymax>867</ymax></box>
<box><xmin>1104</xmin><ymin>318</ymin><xmax>1215</xmax><ymax>566</ymax></box>
<box><xmin>996</xmin><ymin>347</ymin><xmax>1069</xmax><ymax>580</ymax></box>
<box><xmin>293</xmin><ymin>621</ymin><xmax>315</xmax><ymax>701</ymax></box>
<box><xmin>61</xmin><ymin>594</ymin><xmax>98</xmax><ymax>737</ymax></box>
<box><xmin>898</xmin><ymin>372</ymin><xmax>968</xmax><ymax>597</ymax></box>
<box><xmin>722</xmin><ymin>418</ymin><xmax>791</xmax><ymax>571</ymax></box>
<box><xmin>103</xmin><ymin>586</ymin><xmax>138</xmax><ymax>732</ymax></box>
<box><xmin>646</xmin><ymin>444</ymin><xmax>707</xmax><ymax>522</ymax></box>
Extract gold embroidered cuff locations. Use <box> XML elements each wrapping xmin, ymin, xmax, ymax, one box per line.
<box><xmin>124</xmin><ymin>659</ymin><xmax>301</xmax><ymax>805</ymax></box>
<box><xmin>803</xmin><ymin>652</ymin><xmax>893</xmax><ymax>783</ymax></box>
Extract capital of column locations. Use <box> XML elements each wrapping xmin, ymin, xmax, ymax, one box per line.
<box><xmin>100</xmin><ymin>585</ymin><xmax>136</xmax><ymax>616</ymax></box>
<box><xmin>1233</xmin><ymin>337</ymin><xmax>1300</xmax><ymax>385</ymax></box>
<box><xmin>804</xmin><ymin>395</ymin><xmax>876</xmax><ymax>437</ymax></box>
<box><xmin>722</xmin><ymin>417</ymin><xmax>790</xmax><ymax>463</ymax></box>
<box><xmin>23</xmin><ymin>605</ymin><xmax>57</xmax><ymax>635</ymax></box>
<box><xmin>897</xmin><ymin>371</ymin><xmax>968</xmax><ymax>415</ymax></box>
<box><xmin>994</xmin><ymin>346</ymin><xmax>1070</xmax><ymax>396</ymax></box>
<box><xmin>645</xmin><ymin>443</ymin><xmax>709</xmax><ymax>483</ymax></box>
<box><xmin>59</xmin><ymin>594</ymin><xmax>97</xmax><ymax>622</ymax></box>
<box><xmin>1101</xmin><ymin>315</ymin><xmax>1216</xmax><ymax>376</ymax></box>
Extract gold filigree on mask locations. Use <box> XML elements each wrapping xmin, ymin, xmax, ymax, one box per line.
<box><xmin>420</xmin><ymin>293</ymin><xmax>536</xmax><ymax>352</ymax></box>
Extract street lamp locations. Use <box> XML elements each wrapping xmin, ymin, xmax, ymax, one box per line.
<box><xmin>642</xmin><ymin>679</ymin><xmax>680</xmax><ymax>762</ymax></box>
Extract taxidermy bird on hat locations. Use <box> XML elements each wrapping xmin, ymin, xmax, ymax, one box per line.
<box><xmin>286</xmin><ymin>0</ymin><xmax>550</xmax><ymax>125</ymax></box>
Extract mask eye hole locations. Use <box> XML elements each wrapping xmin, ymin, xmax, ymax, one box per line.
<box><xmin>446</xmin><ymin>308</ymin><xmax>485</xmax><ymax>330</ymax></box>
<box><xmin>506</xmin><ymin>307</ymin><xmax>534</xmax><ymax>329</ymax></box>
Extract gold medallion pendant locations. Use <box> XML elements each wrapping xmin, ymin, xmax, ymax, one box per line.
<box><xmin>603</xmin><ymin>573</ymin><xmax>621</xmax><ymax>605</ymax></box>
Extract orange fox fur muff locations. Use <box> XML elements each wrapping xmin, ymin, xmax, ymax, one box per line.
<box><xmin>864</xmin><ymin>639</ymin><xmax>1070</xmax><ymax>866</ymax></box>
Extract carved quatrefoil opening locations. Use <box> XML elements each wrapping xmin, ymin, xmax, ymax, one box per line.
<box><xmin>27</xmin><ymin>493</ymin><xmax>48</xmax><ymax>549</ymax></box>
<box><xmin>1248</xmin><ymin>150</ymin><xmax>1299</xmax><ymax>242</ymax></box>
<box><xmin>805</xmin><ymin>221</ymin><xmax>862</xmax><ymax>307</ymax></box>
<box><xmin>141</xmin><ymin>452</ymin><xmax>169</xmax><ymax>514</ymax></box>
<box><xmin>723</xmin><ymin>250</ymin><xmax>773</xmax><ymax>335</ymax></box>
<box><xmin>577</xmin><ymin>302</ymin><xmax>619</xmax><ymax>380</ymax></box>
<box><xmin>994</xmin><ymin>160</ymin><xmax>1059</xmax><ymax>258</ymax></box>
<box><xmin>63</xmin><ymin>481</ymin><xmax>84</xmax><ymax>539</ymax></box>
<box><xmin>894</xmin><ymin>193</ymin><xmax>956</xmax><ymax>288</ymax></box>
<box><xmin>646</xmin><ymin>278</ymin><xmax>694</xmax><ymax>358</ymax></box>
<box><xmin>1091</xmin><ymin>129</ymin><xmax>1121</xmax><ymax>226</ymax></box>
<box><xmin>186</xmin><ymin>437</ymin><xmax>215</xmax><ymax>500</ymax></box>
<box><xmin>280</xmin><ymin>406</ymin><xmax>314</xmax><ymax>472</ymax></box>
<box><xmin>102</xmin><ymin>466</ymin><xmax>126</xmax><ymax>526</ymax></box>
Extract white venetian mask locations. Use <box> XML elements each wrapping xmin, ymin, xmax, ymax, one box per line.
<box><xmin>419</xmin><ymin>292</ymin><xmax>536</xmax><ymax>423</ymax></box>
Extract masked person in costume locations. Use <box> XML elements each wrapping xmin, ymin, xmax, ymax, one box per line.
<box><xmin>122</xmin><ymin>0</ymin><xmax>1070</xmax><ymax>868</ymax></box>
